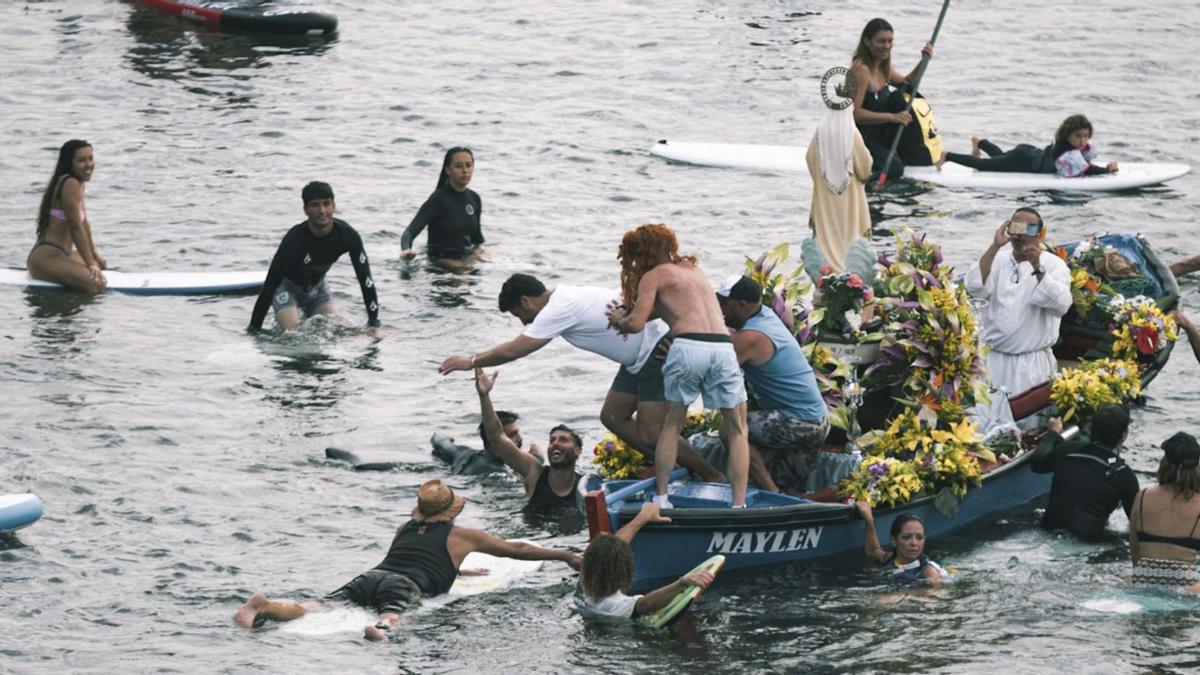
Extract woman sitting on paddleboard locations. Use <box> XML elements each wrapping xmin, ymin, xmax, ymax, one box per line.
<box><xmin>855</xmin><ymin>501</ymin><xmax>948</xmax><ymax>585</ymax></box>
<box><xmin>28</xmin><ymin>139</ymin><xmax>107</xmax><ymax>293</ymax></box>
<box><xmin>577</xmin><ymin>502</ymin><xmax>715</xmax><ymax>621</ymax></box>
<box><xmin>400</xmin><ymin>147</ymin><xmax>484</xmax><ymax>270</ymax></box>
<box><xmin>1129</xmin><ymin>432</ymin><xmax>1200</xmax><ymax>593</ymax></box>
<box><xmin>936</xmin><ymin>114</ymin><xmax>1119</xmax><ymax>177</ymax></box>
<box><xmin>850</xmin><ymin>18</ymin><xmax>933</xmax><ymax>175</ymax></box>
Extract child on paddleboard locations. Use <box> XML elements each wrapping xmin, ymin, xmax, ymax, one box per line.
<box><xmin>855</xmin><ymin>501</ymin><xmax>949</xmax><ymax>585</ymax></box>
<box><xmin>936</xmin><ymin>114</ymin><xmax>1119</xmax><ymax>177</ymax></box>
<box><xmin>577</xmin><ymin>502</ymin><xmax>715</xmax><ymax>621</ymax></box>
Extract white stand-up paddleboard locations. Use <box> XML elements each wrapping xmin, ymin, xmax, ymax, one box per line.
<box><xmin>650</xmin><ymin>140</ymin><xmax>1191</xmax><ymax>191</ymax></box>
<box><xmin>0</xmin><ymin>269</ymin><xmax>264</xmax><ymax>295</ymax></box>
<box><xmin>277</xmin><ymin>550</ymin><xmax>545</xmax><ymax>636</ymax></box>
<box><xmin>0</xmin><ymin>494</ymin><xmax>43</xmax><ymax>533</ymax></box>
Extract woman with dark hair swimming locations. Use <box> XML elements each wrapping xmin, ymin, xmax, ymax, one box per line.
<box><xmin>855</xmin><ymin>501</ymin><xmax>949</xmax><ymax>585</ymax></box>
<box><xmin>28</xmin><ymin>140</ymin><xmax>107</xmax><ymax>292</ymax></box>
<box><xmin>400</xmin><ymin>147</ymin><xmax>484</xmax><ymax>270</ymax></box>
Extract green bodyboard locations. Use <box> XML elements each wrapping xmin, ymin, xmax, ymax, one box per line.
<box><xmin>639</xmin><ymin>554</ymin><xmax>726</xmax><ymax>629</ymax></box>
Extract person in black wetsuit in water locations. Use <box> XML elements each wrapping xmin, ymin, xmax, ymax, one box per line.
<box><xmin>473</xmin><ymin>367</ymin><xmax>582</xmax><ymax>514</ymax></box>
<box><xmin>248</xmin><ymin>181</ymin><xmax>380</xmax><ymax>332</ymax></box>
<box><xmin>233</xmin><ymin>479</ymin><xmax>580</xmax><ymax>641</ymax></box>
<box><xmin>400</xmin><ymin>147</ymin><xmax>483</xmax><ymax>271</ymax></box>
<box><xmin>430</xmin><ymin>410</ymin><xmax>545</xmax><ymax>475</ymax></box>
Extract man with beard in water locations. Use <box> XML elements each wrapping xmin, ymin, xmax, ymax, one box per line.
<box><xmin>473</xmin><ymin>367</ymin><xmax>583</xmax><ymax>513</ymax></box>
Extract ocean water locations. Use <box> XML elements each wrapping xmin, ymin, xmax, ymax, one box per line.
<box><xmin>1</xmin><ymin>0</ymin><xmax>1198</xmax><ymax>672</ymax></box>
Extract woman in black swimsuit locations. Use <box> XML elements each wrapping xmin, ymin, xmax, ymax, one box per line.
<box><xmin>849</xmin><ymin>18</ymin><xmax>933</xmax><ymax>175</ymax></box>
<box><xmin>27</xmin><ymin>139</ymin><xmax>107</xmax><ymax>293</ymax></box>
<box><xmin>1129</xmin><ymin>432</ymin><xmax>1200</xmax><ymax>592</ymax></box>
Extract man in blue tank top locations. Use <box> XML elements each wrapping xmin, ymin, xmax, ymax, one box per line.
<box><xmin>716</xmin><ymin>275</ymin><xmax>831</xmax><ymax>492</ymax></box>
<box><xmin>233</xmin><ymin>479</ymin><xmax>580</xmax><ymax>640</ymax></box>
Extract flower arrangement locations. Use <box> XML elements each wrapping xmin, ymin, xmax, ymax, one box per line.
<box><xmin>1067</xmin><ymin>267</ymin><xmax>1110</xmax><ymax>319</ymax></box>
<box><xmin>811</xmin><ymin>267</ymin><xmax>873</xmax><ymax>338</ymax></box>
<box><xmin>840</xmin><ymin>412</ymin><xmax>992</xmax><ymax>514</ymax></box>
<box><xmin>1049</xmin><ymin>358</ymin><xmax>1142</xmax><ymax>423</ymax></box>
<box><xmin>1107</xmin><ymin>296</ymin><xmax>1177</xmax><ymax>362</ymax></box>
<box><xmin>591</xmin><ymin>433</ymin><xmax>649</xmax><ymax>479</ymax></box>
<box><xmin>683</xmin><ymin>409</ymin><xmax>722</xmax><ymax>437</ymax></box>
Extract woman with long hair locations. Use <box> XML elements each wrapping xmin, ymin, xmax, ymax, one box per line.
<box><xmin>936</xmin><ymin>113</ymin><xmax>1120</xmax><ymax>177</ymax></box>
<box><xmin>1129</xmin><ymin>432</ymin><xmax>1200</xmax><ymax>593</ymax></box>
<box><xmin>849</xmin><ymin>18</ymin><xmax>933</xmax><ymax>172</ymax></box>
<box><xmin>28</xmin><ymin>139</ymin><xmax>107</xmax><ymax>292</ymax></box>
<box><xmin>856</xmin><ymin>501</ymin><xmax>949</xmax><ymax>585</ymax></box>
<box><xmin>400</xmin><ymin>146</ymin><xmax>483</xmax><ymax>270</ymax></box>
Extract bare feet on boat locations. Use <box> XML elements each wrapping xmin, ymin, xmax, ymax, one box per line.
<box><xmin>970</xmin><ymin>136</ymin><xmax>982</xmax><ymax>157</ymax></box>
<box><xmin>234</xmin><ymin>593</ymin><xmax>267</xmax><ymax>628</ymax></box>
<box><xmin>935</xmin><ymin>151</ymin><xmax>948</xmax><ymax>171</ymax></box>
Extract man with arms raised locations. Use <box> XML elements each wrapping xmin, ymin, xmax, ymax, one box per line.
<box><xmin>716</xmin><ymin>274</ymin><xmax>831</xmax><ymax>493</ymax></box>
<box><xmin>606</xmin><ymin>223</ymin><xmax>750</xmax><ymax>508</ymax></box>
<box><xmin>965</xmin><ymin>208</ymin><xmax>1072</xmax><ymax>397</ymax></box>
<box><xmin>249</xmin><ymin>181</ymin><xmax>380</xmax><ymax>332</ymax></box>
<box><xmin>474</xmin><ymin>367</ymin><xmax>585</xmax><ymax>513</ymax></box>
<box><xmin>438</xmin><ymin>273</ymin><xmax>723</xmax><ymax>482</ymax></box>
<box><xmin>233</xmin><ymin>479</ymin><xmax>579</xmax><ymax>640</ymax></box>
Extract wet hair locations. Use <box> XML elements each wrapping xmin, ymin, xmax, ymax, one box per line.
<box><xmin>36</xmin><ymin>139</ymin><xmax>92</xmax><ymax>238</ymax></box>
<box><xmin>581</xmin><ymin>533</ymin><xmax>634</xmax><ymax>601</ymax></box>
<box><xmin>550</xmin><ymin>424</ymin><xmax>583</xmax><ymax>449</ymax></box>
<box><xmin>1089</xmin><ymin>404</ymin><xmax>1130</xmax><ymax>449</ymax></box>
<box><xmin>889</xmin><ymin>513</ymin><xmax>925</xmax><ymax>540</ymax></box>
<box><xmin>852</xmin><ymin>18</ymin><xmax>894</xmax><ymax>79</ymax></box>
<box><xmin>479</xmin><ymin>410</ymin><xmax>519</xmax><ymax>448</ymax></box>
<box><xmin>498</xmin><ymin>273</ymin><xmax>547</xmax><ymax>313</ymax></box>
<box><xmin>301</xmin><ymin>181</ymin><xmax>335</xmax><ymax>204</ymax></box>
<box><xmin>1055</xmin><ymin>114</ymin><xmax>1094</xmax><ymax>144</ymax></box>
<box><xmin>617</xmin><ymin>223</ymin><xmax>697</xmax><ymax>307</ymax></box>
<box><xmin>1157</xmin><ymin>432</ymin><xmax>1200</xmax><ymax>499</ymax></box>
<box><xmin>436</xmin><ymin>146</ymin><xmax>474</xmax><ymax>190</ymax></box>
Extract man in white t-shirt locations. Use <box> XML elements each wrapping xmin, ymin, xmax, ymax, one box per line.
<box><xmin>438</xmin><ymin>273</ymin><xmax>724</xmax><ymax>482</ymax></box>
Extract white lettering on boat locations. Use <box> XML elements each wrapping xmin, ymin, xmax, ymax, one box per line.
<box><xmin>706</xmin><ymin>527</ymin><xmax>824</xmax><ymax>554</ymax></box>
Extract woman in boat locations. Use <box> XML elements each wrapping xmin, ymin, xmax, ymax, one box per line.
<box><xmin>850</xmin><ymin>18</ymin><xmax>933</xmax><ymax>174</ymax></box>
<box><xmin>28</xmin><ymin>139</ymin><xmax>107</xmax><ymax>293</ymax></box>
<box><xmin>577</xmin><ymin>502</ymin><xmax>714</xmax><ymax>621</ymax></box>
<box><xmin>400</xmin><ymin>146</ymin><xmax>484</xmax><ymax>270</ymax></box>
<box><xmin>936</xmin><ymin>114</ymin><xmax>1119</xmax><ymax>177</ymax></box>
<box><xmin>855</xmin><ymin>501</ymin><xmax>948</xmax><ymax>585</ymax></box>
<box><xmin>1128</xmin><ymin>432</ymin><xmax>1200</xmax><ymax>593</ymax></box>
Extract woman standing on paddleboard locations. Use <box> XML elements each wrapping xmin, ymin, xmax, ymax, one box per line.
<box><xmin>849</xmin><ymin>18</ymin><xmax>933</xmax><ymax>175</ymax></box>
<box><xmin>28</xmin><ymin>140</ymin><xmax>107</xmax><ymax>293</ymax></box>
<box><xmin>400</xmin><ymin>147</ymin><xmax>484</xmax><ymax>271</ymax></box>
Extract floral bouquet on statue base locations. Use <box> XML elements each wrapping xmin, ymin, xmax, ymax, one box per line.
<box><xmin>812</xmin><ymin>267</ymin><xmax>873</xmax><ymax>340</ymax></box>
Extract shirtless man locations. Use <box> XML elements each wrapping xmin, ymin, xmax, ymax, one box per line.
<box><xmin>605</xmin><ymin>223</ymin><xmax>750</xmax><ymax>508</ymax></box>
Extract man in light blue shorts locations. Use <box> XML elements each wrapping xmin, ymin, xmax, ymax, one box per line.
<box><xmin>608</xmin><ymin>223</ymin><xmax>751</xmax><ymax>508</ymax></box>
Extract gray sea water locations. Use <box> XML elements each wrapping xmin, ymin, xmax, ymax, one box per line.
<box><xmin>2</xmin><ymin>0</ymin><xmax>1199</xmax><ymax>672</ymax></box>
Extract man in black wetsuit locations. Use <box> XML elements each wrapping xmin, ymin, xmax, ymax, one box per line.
<box><xmin>1031</xmin><ymin>405</ymin><xmax>1138</xmax><ymax>541</ymax></box>
<box><xmin>233</xmin><ymin>479</ymin><xmax>579</xmax><ymax>641</ymax></box>
<box><xmin>248</xmin><ymin>181</ymin><xmax>380</xmax><ymax>332</ymax></box>
<box><xmin>473</xmin><ymin>367</ymin><xmax>582</xmax><ymax>513</ymax></box>
<box><xmin>430</xmin><ymin>410</ymin><xmax>545</xmax><ymax>476</ymax></box>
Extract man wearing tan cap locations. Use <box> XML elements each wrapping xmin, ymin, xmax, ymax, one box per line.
<box><xmin>233</xmin><ymin>479</ymin><xmax>580</xmax><ymax>640</ymax></box>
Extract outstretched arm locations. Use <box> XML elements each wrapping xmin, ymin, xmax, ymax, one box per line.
<box><xmin>400</xmin><ymin>197</ymin><xmax>437</xmax><ymax>258</ymax></box>
<box><xmin>855</xmin><ymin>501</ymin><xmax>888</xmax><ymax>563</ymax></box>
<box><xmin>1173</xmin><ymin>310</ymin><xmax>1200</xmax><ymax>366</ymax></box>
<box><xmin>614</xmin><ymin>502</ymin><xmax>672</xmax><ymax>544</ymax></box>
<box><xmin>633</xmin><ymin>570</ymin><xmax>715</xmax><ymax>617</ymax></box>
<box><xmin>439</xmin><ymin>334</ymin><xmax>551</xmax><ymax>374</ymax></box>
<box><xmin>453</xmin><ymin>527</ymin><xmax>580</xmax><ymax>570</ymax></box>
<box><xmin>475</xmin><ymin>368</ymin><xmax>541</xmax><ymax>484</ymax></box>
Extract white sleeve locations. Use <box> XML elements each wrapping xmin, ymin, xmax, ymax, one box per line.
<box><xmin>1030</xmin><ymin>257</ymin><xmax>1073</xmax><ymax>316</ymax></box>
<box><xmin>522</xmin><ymin>297</ymin><xmax>574</xmax><ymax>340</ymax></box>
<box><xmin>965</xmin><ymin>262</ymin><xmax>990</xmax><ymax>299</ymax></box>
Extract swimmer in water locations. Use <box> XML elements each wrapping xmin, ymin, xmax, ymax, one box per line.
<box><xmin>400</xmin><ymin>147</ymin><xmax>484</xmax><ymax>271</ymax></box>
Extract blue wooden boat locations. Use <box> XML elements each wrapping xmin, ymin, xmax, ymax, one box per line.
<box><xmin>583</xmin><ymin>233</ymin><xmax>1178</xmax><ymax>590</ymax></box>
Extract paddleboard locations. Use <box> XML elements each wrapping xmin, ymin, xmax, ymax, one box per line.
<box><xmin>277</xmin><ymin>549</ymin><xmax>544</xmax><ymax>636</ymax></box>
<box><xmin>639</xmin><ymin>554</ymin><xmax>725</xmax><ymax>629</ymax></box>
<box><xmin>649</xmin><ymin>140</ymin><xmax>1191</xmax><ymax>191</ymax></box>
<box><xmin>133</xmin><ymin>0</ymin><xmax>338</xmax><ymax>36</ymax></box>
<box><xmin>0</xmin><ymin>269</ymin><xmax>264</xmax><ymax>295</ymax></box>
<box><xmin>0</xmin><ymin>494</ymin><xmax>43</xmax><ymax>534</ymax></box>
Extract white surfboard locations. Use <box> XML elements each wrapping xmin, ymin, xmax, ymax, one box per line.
<box><xmin>0</xmin><ymin>493</ymin><xmax>43</xmax><ymax>533</ymax></box>
<box><xmin>649</xmin><ymin>140</ymin><xmax>1191</xmax><ymax>191</ymax></box>
<box><xmin>0</xmin><ymin>268</ymin><xmax>264</xmax><ymax>295</ymax></box>
<box><xmin>277</xmin><ymin>550</ymin><xmax>545</xmax><ymax>636</ymax></box>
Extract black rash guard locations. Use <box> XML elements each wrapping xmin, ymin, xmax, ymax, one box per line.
<box><xmin>400</xmin><ymin>185</ymin><xmax>483</xmax><ymax>259</ymax></box>
<box><xmin>249</xmin><ymin>218</ymin><xmax>380</xmax><ymax>330</ymax></box>
<box><xmin>1031</xmin><ymin>431</ymin><xmax>1138</xmax><ymax>541</ymax></box>
<box><xmin>373</xmin><ymin>520</ymin><xmax>458</xmax><ymax>596</ymax></box>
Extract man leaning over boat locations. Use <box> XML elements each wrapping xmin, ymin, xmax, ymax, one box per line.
<box><xmin>965</xmin><ymin>208</ymin><xmax>1072</xmax><ymax>401</ymax></box>
<box><xmin>713</xmin><ymin>274</ymin><xmax>833</xmax><ymax>495</ymax></box>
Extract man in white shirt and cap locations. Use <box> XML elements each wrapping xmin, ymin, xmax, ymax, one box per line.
<box><xmin>965</xmin><ymin>207</ymin><xmax>1072</xmax><ymax>397</ymax></box>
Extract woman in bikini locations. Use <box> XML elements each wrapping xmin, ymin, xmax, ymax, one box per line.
<box><xmin>28</xmin><ymin>139</ymin><xmax>107</xmax><ymax>293</ymax></box>
<box><xmin>849</xmin><ymin>18</ymin><xmax>933</xmax><ymax>174</ymax></box>
<box><xmin>1129</xmin><ymin>432</ymin><xmax>1200</xmax><ymax>593</ymax></box>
